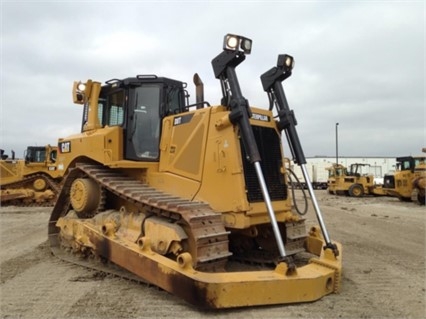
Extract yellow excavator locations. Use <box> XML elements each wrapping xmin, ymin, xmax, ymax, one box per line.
<box><xmin>48</xmin><ymin>34</ymin><xmax>342</xmax><ymax>309</ymax></box>
<box><xmin>0</xmin><ymin>145</ymin><xmax>62</xmax><ymax>206</ymax></box>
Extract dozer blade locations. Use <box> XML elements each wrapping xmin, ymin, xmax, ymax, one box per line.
<box><xmin>51</xmin><ymin>216</ymin><xmax>342</xmax><ymax>309</ymax></box>
<box><xmin>1</xmin><ymin>190</ymin><xmax>29</xmax><ymax>202</ymax></box>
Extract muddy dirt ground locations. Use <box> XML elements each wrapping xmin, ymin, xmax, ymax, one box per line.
<box><xmin>0</xmin><ymin>190</ymin><xmax>425</xmax><ymax>318</ymax></box>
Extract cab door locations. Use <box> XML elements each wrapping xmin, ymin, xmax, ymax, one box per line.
<box><xmin>125</xmin><ymin>85</ymin><xmax>161</xmax><ymax>161</ymax></box>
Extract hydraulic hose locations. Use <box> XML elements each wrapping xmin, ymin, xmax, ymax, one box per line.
<box><xmin>287</xmin><ymin>168</ymin><xmax>308</xmax><ymax>216</ymax></box>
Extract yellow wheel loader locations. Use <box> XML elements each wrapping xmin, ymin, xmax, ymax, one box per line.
<box><xmin>383</xmin><ymin>151</ymin><xmax>426</xmax><ymax>205</ymax></box>
<box><xmin>326</xmin><ymin>163</ymin><xmax>385</xmax><ymax>197</ymax></box>
<box><xmin>0</xmin><ymin>145</ymin><xmax>62</xmax><ymax>206</ymax></box>
<box><xmin>411</xmin><ymin>166</ymin><xmax>426</xmax><ymax>205</ymax></box>
<box><xmin>48</xmin><ymin>34</ymin><xmax>342</xmax><ymax>309</ymax></box>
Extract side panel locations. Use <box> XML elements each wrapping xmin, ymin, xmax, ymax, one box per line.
<box><xmin>159</xmin><ymin>109</ymin><xmax>210</xmax><ymax>181</ymax></box>
<box><xmin>147</xmin><ymin>108</ymin><xmax>211</xmax><ymax>200</ymax></box>
<box><xmin>23</xmin><ymin>162</ymin><xmax>62</xmax><ymax>179</ymax></box>
<box><xmin>155</xmin><ymin>106</ymin><xmax>251</xmax><ymax>207</ymax></box>
<box><xmin>195</xmin><ymin>107</ymin><xmax>249</xmax><ymax>214</ymax></box>
<box><xmin>394</xmin><ymin>171</ymin><xmax>414</xmax><ymax>197</ymax></box>
<box><xmin>56</xmin><ymin>126</ymin><xmax>123</xmax><ymax>173</ymax></box>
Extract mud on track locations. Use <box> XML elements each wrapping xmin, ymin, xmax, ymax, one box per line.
<box><xmin>0</xmin><ymin>191</ymin><xmax>425</xmax><ymax>318</ymax></box>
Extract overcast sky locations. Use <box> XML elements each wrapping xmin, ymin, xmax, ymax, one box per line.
<box><xmin>1</xmin><ymin>0</ymin><xmax>424</xmax><ymax>160</ymax></box>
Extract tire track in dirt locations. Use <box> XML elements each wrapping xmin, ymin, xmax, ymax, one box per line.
<box><xmin>0</xmin><ymin>210</ymin><xmax>48</xmax><ymax>262</ymax></box>
<box><xmin>338</xmin><ymin>240</ymin><xmax>424</xmax><ymax>318</ymax></box>
<box><xmin>1</xmin><ymin>192</ymin><xmax>425</xmax><ymax>318</ymax></box>
<box><xmin>327</xmin><ymin>207</ymin><xmax>425</xmax><ymax>318</ymax></box>
<box><xmin>1</xmin><ymin>256</ymin><xmax>103</xmax><ymax>318</ymax></box>
<box><xmin>64</xmin><ymin>280</ymin><xmax>188</xmax><ymax>318</ymax></box>
<box><xmin>299</xmin><ymin>193</ymin><xmax>425</xmax><ymax>318</ymax></box>
<box><xmin>0</xmin><ymin>241</ymin><xmax>50</xmax><ymax>284</ymax></box>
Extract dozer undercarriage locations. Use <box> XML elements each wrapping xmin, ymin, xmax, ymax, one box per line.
<box><xmin>49</xmin><ymin>164</ymin><xmax>341</xmax><ymax>308</ymax></box>
<box><xmin>48</xmin><ymin>34</ymin><xmax>342</xmax><ymax>309</ymax></box>
<box><xmin>1</xmin><ymin>173</ymin><xmax>60</xmax><ymax>206</ymax></box>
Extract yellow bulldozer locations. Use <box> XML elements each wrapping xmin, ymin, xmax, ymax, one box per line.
<box><xmin>383</xmin><ymin>150</ymin><xmax>426</xmax><ymax>205</ymax></box>
<box><xmin>0</xmin><ymin>145</ymin><xmax>62</xmax><ymax>206</ymax></box>
<box><xmin>326</xmin><ymin>163</ymin><xmax>386</xmax><ymax>197</ymax></box>
<box><xmin>48</xmin><ymin>34</ymin><xmax>342</xmax><ymax>309</ymax></box>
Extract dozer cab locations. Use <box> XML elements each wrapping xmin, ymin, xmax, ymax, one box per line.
<box><xmin>383</xmin><ymin>150</ymin><xmax>426</xmax><ymax>205</ymax></box>
<box><xmin>0</xmin><ymin>145</ymin><xmax>62</xmax><ymax>206</ymax></box>
<box><xmin>48</xmin><ymin>34</ymin><xmax>342</xmax><ymax>309</ymax></box>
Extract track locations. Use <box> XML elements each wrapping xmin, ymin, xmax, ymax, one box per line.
<box><xmin>0</xmin><ymin>173</ymin><xmax>62</xmax><ymax>206</ymax></box>
<box><xmin>48</xmin><ymin>163</ymin><xmax>231</xmax><ymax>272</ymax></box>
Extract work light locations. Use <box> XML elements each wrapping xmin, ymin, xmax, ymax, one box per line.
<box><xmin>223</xmin><ymin>34</ymin><xmax>252</xmax><ymax>54</ymax></box>
<box><xmin>277</xmin><ymin>54</ymin><xmax>295</xmax><ymax>71</ymax></box>
<box><xmin>77</xmin><ymin>82</ymin><xmax>86</xmax><ymax>92</ymax></box>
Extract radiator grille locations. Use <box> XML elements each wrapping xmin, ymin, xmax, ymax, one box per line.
<box><xmin>240</xmin><ymin>126</ymin><xmax>287</xmax><ymax>202</ymax></box>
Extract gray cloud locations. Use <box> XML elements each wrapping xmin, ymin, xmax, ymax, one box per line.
<box><xmin>1</xmin><ymin>1</ymin><xmax>424</xmax><ymax>159</ymax></box>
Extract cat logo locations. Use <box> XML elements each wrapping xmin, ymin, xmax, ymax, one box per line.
<box><xmin>251</xmin><ymin>113</ymin><xmax>270</xmax><ymax>122</ymax></box>
<box><xmin>59</xmin><ymin>141</ymin><xmax>71</xmax><ymax>153</ymax></box>
<box><xmin>173</xmin><ymin>114</ymin><xmax>194</xmax><ymax>126</ymax></box>
<box><xmin>174</xmin><ymin>117</ymin><xmax>182</xmax><ymax>126</ymax></box>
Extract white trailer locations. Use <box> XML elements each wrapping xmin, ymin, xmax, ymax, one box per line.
<box><xmin>289</xmin><ymin>161</ymin><xmax>329</xmax><ymax>189</ymax></box>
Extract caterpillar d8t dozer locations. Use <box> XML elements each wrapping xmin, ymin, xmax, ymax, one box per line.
<box><xmin>1</xmin><ymin>145</ymin><xmax>62</xmax><ymax>206</ymax></box>
<box><xmin>48</xmin><ymin>34</ymin><xmax>342</xmax><ymax>309</ymax></box>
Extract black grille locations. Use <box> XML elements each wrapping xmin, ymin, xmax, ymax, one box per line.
<box><xmin>240</xmin><ymin>126</ymin><xmax>287</xmax><ymax>202</ymax></box>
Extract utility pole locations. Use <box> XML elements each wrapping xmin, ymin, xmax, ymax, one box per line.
<box><xmin>336</xmin><ymin>122</ymin><xmax>339</xmax><ymax>164</ymax></box>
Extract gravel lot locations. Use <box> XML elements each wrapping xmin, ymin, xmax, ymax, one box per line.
<box><xmin>0</xmin><ymin>190</ymin><xmax>424</xmax><ymax>318</ymax></box>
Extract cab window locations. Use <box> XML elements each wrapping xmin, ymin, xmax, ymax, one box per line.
<box><xmin>107</xmin><ymin>91</ymin><xmax>125</xmax><ymax>126</ymax></box>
